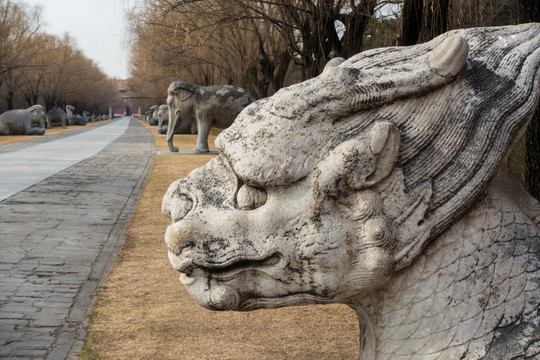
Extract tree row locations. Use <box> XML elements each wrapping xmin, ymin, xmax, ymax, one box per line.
<box><xmin>0</xmin><ymin>0</ymin><xmax>122</xmax><ymax>116</ymax></box>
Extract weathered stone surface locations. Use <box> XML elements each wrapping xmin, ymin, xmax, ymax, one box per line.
<box><xmin>162</xmin><ymin>24</ymin><xmax>540</xmax><ymax>359</ymax></box>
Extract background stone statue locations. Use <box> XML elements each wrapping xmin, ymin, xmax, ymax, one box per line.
<box><xmin>66</xmin><ymin>104</ymin><xmax>74</xmax><ymax>125</ymax></box>
<box><xmin>146</xmin><ymin>105</ymin><xmax>159</xmax><ymax>125</ymax></box>
<box><xmin>82</xmin><ymin>111</ymin><xmax>95</xmax><ymax>123</ymax></box>
<box><xmin>166</xmin><ymin>81</ymin><xmax>254</xmax><ymax>153</ymax></box>
<box><xmin>157</xmin><ymin>104</ymin><xmax>168</xmax><ymax>132</ymax></box>
<box><xmin>46</xmin><ymin>106</ymin><xmax>67</xmax><ymax>129</ymax></box>
<box><xmin>157</xmin><ymin>104</ymin><xmax>198</xmax><ymax>135</ymax></box>
<box><xmin>0</xmin><ymin>105</ymin><xmax>46</xmax><ymax>135</ymax></box>
<box><xmin>66</xmin><ymin>105</ymin><xmax>86</xmax><ymax>126</ymax></box>
<box><xmin>151</xmin><ymin>105</ymin><xmax>160</xmax><ymax>125</ymax></box>
<box><xmin>162</xmin><ymin>24</ymin><xmax>540</xmax><ymax>359</ymax></box>
<box><xmin>158</xmin><ymin>116</ymin><xmax>197</xmax><ymax>135</ymax></box>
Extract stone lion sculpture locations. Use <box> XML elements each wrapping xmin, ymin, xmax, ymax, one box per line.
<box><xmin>162</xmin><ymin>24</ymin><xmax>540</xmax><ymax>360</ymax></box>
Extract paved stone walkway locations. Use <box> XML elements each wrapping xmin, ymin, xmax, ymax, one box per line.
<box><xmin>0</xmin><ymin>118</ymin><xmax>154</xmax><ymax>359</ymax></box>
<box><xmin>0</xmin><ymin>119</ymin><xmax>130</xmax><ymax>201</ymax></box>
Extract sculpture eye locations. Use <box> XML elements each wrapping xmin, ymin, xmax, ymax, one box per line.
<box><xmin>237</xmin><ymin>184</ymin><xmax>267</xmax><ymax>210</ymax></box>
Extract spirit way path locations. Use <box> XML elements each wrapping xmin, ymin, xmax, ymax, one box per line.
<box><xmin>0</xmin><ymin>118</ymin><xmax>154</xmax><ymax>359</ymax></box>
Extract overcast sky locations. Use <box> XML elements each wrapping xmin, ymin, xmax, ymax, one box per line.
<box><xmin>21</xmin><ymin>0</ymin><xmax>143</xmax><ymax>79</ymax></box>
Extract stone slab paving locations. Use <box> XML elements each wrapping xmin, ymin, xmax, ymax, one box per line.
<box><xmin>0</xmin><ymin>120</ymin><xmax>130</xmax><ymax>202</ymax></box>
<box><xmin>0</xmin><ymin>118</ymin><xmax>154</xmax><ymax>359</ymax></box>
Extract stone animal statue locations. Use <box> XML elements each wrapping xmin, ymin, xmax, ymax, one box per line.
<box><xmin>147</xmin><ymin>105</ymin><xmax>159</xmax><ymax>125</ymax></box>
<box><xmin>166</xmin><ymin>81</ymin><xmax>254</xmax><ymax>153</ymax></box>
<box><xmin>66</xmin><ymin>105</ymin><xmax>86</xmax><ymax>126</ymax></box>
<box><xmin>0</xmin><ymin>105</ymin><xmax>46</xmax><ymax>135</ymax></box>
<box><xmin>157</xmin><ymin>104</ymin><xmax>169</xmax><ymax>133</ymax></box>
<box><xmin>46</xmin><ymin>106</ymin><xmax>67</xmax><ymax>128</ymax></box>
<box><xmin>66</xmin><ymin>104</ymin><xmax>74</xmax><ymax>124</ymax></box>
<box><xmin>71</xmin><ymin>114</ymin><xmax>86</xmax><ymax>126</ymax></box>
<box><xmin>152</xmin><ymin>105</ymin><xmax>160</xmax><ymax>123</ymax></box>
<box><xmin>162</xmin><ymin>24</ymin><xmax>540</xmax><ymax>360</ymax></box>
<box><xmin>143</xmin><ymin>110</ymin><xmax>152</xmax><ymax>124</ymax></box>
<box><xmin>82</xmin><ymin>111</ymin><xmax>95</xmax><ymax>123</ymax></box>
<box><xmin>158</xmin><ymin>115</ymin><xmax>197</xmax><ymax>135</ymax></box>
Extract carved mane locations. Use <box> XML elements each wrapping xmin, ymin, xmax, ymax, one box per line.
<box><xmin>218</xmin><ymin>24</ymin><xmax>540</xmax><ymax>270</ymax></box>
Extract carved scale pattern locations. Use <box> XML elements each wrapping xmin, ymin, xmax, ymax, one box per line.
<box><xmin>359</xmin><ymin>177</ymin><xmax>540</xmax><ymax>359</ymax></box>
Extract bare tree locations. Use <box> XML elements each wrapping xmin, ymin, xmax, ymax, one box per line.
<box><xmin>0</xmin><ymin>1</ymin><xmax>122</xmax><ymax>116</ymax></box>
<box><xmin>235</xmin><ymin>0</ymin><xmax>382</xmax><ymax>79</ymax></box>
<box><xmin>401</xmin><ymin>0</ymin><xmax>422</xmax><ymax>45</ymax></box>
<box><xmin>127</xmin><ymin>0</ymin><xmax>397</xmax><ymax>100</ymax></box>
<box><xmin>18</xmin><ymin>33</ymin><xmax>52</xmax><ymax>107</ymax></box>
<box><xmin>0</xmin><ymin>0</ymin><xmax>41</xmax><ymax>110</ymax></box>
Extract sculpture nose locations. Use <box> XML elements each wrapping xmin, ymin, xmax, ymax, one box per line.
<box><xmin>162</xmin><ymin>192</ymin><xmax>194</xmax><ymax>223</ymax></box>
<box><xmin>165</xmin><ymin>222</ymin><xmax>196</xmax><ymax>256</ymax></box>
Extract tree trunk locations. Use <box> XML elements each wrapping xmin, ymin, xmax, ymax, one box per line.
<box><xmin>400</xmin><ymin>0</ymin><xmax>449</xmax><ymax>44</ymax></box>
<box><xmin>419</xmin><ymin>0</ymin><xmax>449</xmax><ymax>43</ymax></box>
<box><xmin>341</xmin><ymin>10</ymin><xmax>373</xmax><ymax>58</ymax></box>
<box><xmin>401</xmin><ymin>0</ymin><xmax>423</xmax><ymax>45</ymax></box>
<box><xmin>519</xmin><ymin>0</ymin><xmax>540</xmax><ymax>21</ymax></box>
<box><xmin>519</xmin><ymin>0</ymin><xmax>540</xmax><ymax>200</ymax></box>
<box><xmin>526</xmin><ymin>107</ymin><xmax>540</xmax><ymax>200</ymax></box>
<box><xmin>6</xmin><ymin>91</ymin><xmax>14</xmax><ymax>110</ymax></box>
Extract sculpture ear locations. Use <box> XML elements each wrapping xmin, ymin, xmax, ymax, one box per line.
<box><xmin>174</xmin><ymin>82</ymin><xmax>198</xmax><ymax>102</ymax></box>
<box><xmin>169</xmin><ymin>81</ymin><xmax>198</xmax><ymax>101</ymax></box>
<box><xmin>179</xmin><ymin>88</ymin><xmax>195</xmax><ymax>102</ymax></box>
<box><xmin>316</xmin><ymin>121</ymin><xmax>400</xmax><ymax>195</ymax></box>
<box><xmin>28</xmin><ymin>105</ymin><xmax>43</xmax><ymax>116</ymax></box>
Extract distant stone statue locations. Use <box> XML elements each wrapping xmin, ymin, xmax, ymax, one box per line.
<box><xmin>158</xmin><ymin>115</ymin><xmax>197</xmax><ymax>135</ymax></box>
<box><xmin>66</xmin><ymin>105</ymin><xmax>86</xmax><ymax>126</ymax></box>
<box><xmin>151</xmin><ymin>105</ymin><xmax>160</xmax><ymax>125</ymax></box>
<box><xmin>0</xmin><ymin>105</ymin><xmax>46</xmax><ymax>135</ymax></box>
<box><xmin>46</xmin><ymin>106</ymin><xmax>67</xmax><ymax>129</ymax></box>
<box><xmin>162</xmin><ymin>24</ymin><xmax>540</xmax><ymax>360</ymax></box>
<box><xmin>166</xmin><ymin>81</ymin><xmax>254</xmax><ymax>153</ymax></box>
<box><xmin>146</xmin><ymin>105</ymin><xmax>159</xmax><ymax>125</ymax></box>
<box><xmin>157</xmin><ymin>104</ymin><xmax>169</xmax><ymax>133</ymax></box>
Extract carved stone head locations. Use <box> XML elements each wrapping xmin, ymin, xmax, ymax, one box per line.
<box><xmin>158</xmin><ymin>104</ymin><xmax>168</xmax><ymax>120</ymax></box>
<box><xmin>28</xmin><ymin>104</ymin><xmax>45</xmax><ymax>123</ymax></box>
<box><xmin>162</xmin><ymin>25</ymin><xmax>540</xmax><ymax>356</ymax></box>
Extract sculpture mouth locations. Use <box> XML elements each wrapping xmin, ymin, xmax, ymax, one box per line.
<box><xmin>238</xmin><ymin>292</ymin><xmax>335</xmax><ymax>311</ymax></box>
<box><xmin>177</xmin><ymin>252</ymin><xmax>283</xmax><ymax>282</ymax></box>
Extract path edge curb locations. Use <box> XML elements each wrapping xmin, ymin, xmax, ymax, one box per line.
<box><xmin>48</xmin><ymin>133</ymin><xmax>156</xmax><ymax>360</ymax></box>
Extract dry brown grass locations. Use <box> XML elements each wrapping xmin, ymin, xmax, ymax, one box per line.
<box><xmin>81</xmin><ymin>125</ymin><xmax>359</xmax><ymax>360</ymax></box>
<box><xmin>137</xmin><ymin>120</ymin><xmax>220</xmax><ymax>152</ymax></box>
<box><xmin>0</xmin><ymin>120</ymin><xmax>112</xmax><ymax>146</ymax></box>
